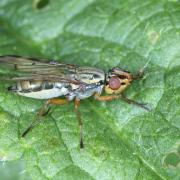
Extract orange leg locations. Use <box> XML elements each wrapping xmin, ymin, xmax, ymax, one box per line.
<box><xmin>94</xmin><ymin>93</ymin><xmax>150</xmax><ymax>111</ymax></box>
<box><xmin>94</xmin><ymin>93</ymin><xmax>120</xmax><ymax>101</ymax></box>
<box><xmin>47</xmin><ymin>98</ymin><xmax>68</xmax><ymax>105</ymax></box>
<box><xmin>74</xmin><ymin>98</ymin><xmax>84</xmax><ymax>149</ymax></box>
<box><xmin>21</xmin><ymin>98</ymin><xmax>68</xmax><ymax>137</ymax></box>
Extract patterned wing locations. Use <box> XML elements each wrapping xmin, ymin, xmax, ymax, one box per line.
<box><xmin>0</xmin><ymin>55</ymin><xmax>80</xmax><ymax>84</ymax></box>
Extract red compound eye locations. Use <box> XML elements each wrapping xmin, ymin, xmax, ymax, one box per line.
<box><xmin>109</xmin><ymin>77</ymin><xmax>121</xmax><ymax>90</ymax></box>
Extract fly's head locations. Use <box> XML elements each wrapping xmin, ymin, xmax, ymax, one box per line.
<box><xmin>105</xmin><ymin>67</ymin><xmax>133</xmax><ymax>94</ymax></box>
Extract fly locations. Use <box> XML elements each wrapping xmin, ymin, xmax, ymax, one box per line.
<box><xmin>0</xmin><ymin>55</ymin><xmax>149</xmax><ymax>148</ymax></box>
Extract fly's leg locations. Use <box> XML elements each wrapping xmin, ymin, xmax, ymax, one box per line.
<box><xmin>120</xmin><ymin>94</ymin><xmax>150</xmax><ymax>111</ymax></box>
<box><xmin>94</xmin><ymin>93</ymin><xmax>120</xmax><ymax>101</ymax></box>
<box><xmin>21</xmin><ymin>98</ymin><xmax>68</xmax><ymax>137</ymax></box>
<box><xmin>21</xmin><ymin>101</ymin><xmax>50</xmax><ymax>137</ymax></box>
<box><xmin>94</xmin><ymin>93</ymin><xmax>150</xmax><ymax>111</ymax></box>
<box><xmin>74</xmin><ymin>98</ymin><xmax>84</xmax><ymax>149</ymax></box>
<box><xmin>47</xmin><ymin>98</ymin><xmax>69</xmax><ymax>105</ymax></box>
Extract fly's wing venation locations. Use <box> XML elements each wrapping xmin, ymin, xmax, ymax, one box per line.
<box><xmin>0</xmin><ymin>55</ymin><xmax>80</xmax><ymax>84</ymax></box>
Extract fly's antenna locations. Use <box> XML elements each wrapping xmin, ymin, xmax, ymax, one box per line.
<box><xmin>139</xmin><ymin>58</ymin><xmax>152</xmax><ymax>74</ymax></box>
<box><xmin>132</xmin><ymin>58</ymin><xmax>152</xmax><ymax>80</ymax></box>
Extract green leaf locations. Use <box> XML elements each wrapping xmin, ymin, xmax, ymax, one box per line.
<box><xmin>0</xmin><ymin>0</ymin><xmax>179</xmax><ymax>179</ymax></box>
<box><xmin>0</xmin><ymin>160</ymin><xmax>29</xmax><ymax>180</ymax></box>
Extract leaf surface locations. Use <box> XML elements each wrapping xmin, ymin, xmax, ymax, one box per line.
<box><xmin>0</xmin><ymin>0</ymin><xmax>179</xmax><ymax>179</ymax></box>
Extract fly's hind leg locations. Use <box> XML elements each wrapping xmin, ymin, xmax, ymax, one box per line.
<box><xmin>74</xmin><ymin>98</ymin><xmax>84</xmax><ymax>149</ymax></box>
<box><xmin>21</xmin><ymin>98</ymin><xmax>68</xmax><ymax>137</ymax></box>
<box><xmin>21</xmin><ymin>101</ymin><xmax>50</xmax><ymax>137</ymax></box>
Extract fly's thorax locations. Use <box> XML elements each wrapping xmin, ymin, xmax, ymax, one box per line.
<box><xmin>76</xmin><ymin>67</ymin><xmax>105</xmax><ymax>85</ymax></box>
<box><xmin>65</xmin><ymin>67</ymin><xmax>105</xmax><ymax>101</ymax></box>
<box><xmin>67</xmin><ymin>83</ymin><xmax>104</xmax><ymax>101</ymax></box>
<box><xmin>105</xmin><ymin>67</ymin><xmax>133</xmax><ymax>94</ymax></box>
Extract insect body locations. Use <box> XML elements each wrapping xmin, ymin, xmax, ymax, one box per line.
<box><xmin>9</xmin><ymin>67</ymin><xmax>105</xmax><ymax>100</ymax></box>
<box><xmin>0</xmin><ymin>55</ymin><xmax>149</xmax><ymax>148</ymax></box>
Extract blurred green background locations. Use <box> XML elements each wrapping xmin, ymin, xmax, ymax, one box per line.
<box><xmin>0</xmin><ymin>160</ymin><xmax>28</xmax><ymax>180</ymax></box>
<box><xmin>0</xmin><ymin>0</ymin><xmax>179</xmax><ymax>179</ymax></box>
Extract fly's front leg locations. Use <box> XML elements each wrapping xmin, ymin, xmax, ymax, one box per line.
<box><xmin>94</xmin><ymin>93</ymin><xmax>150</xmax><ymax>111</ymax></box>
<box><xmin>120</xmin><ymin>94</ymin><xmax>150</xmax><ymax>111</ymax></box>
<box><xmin>21</xmin><ymin>98</ymin><xmax>68</xmax><ymax>137</ymax></box>
<box><xmin>74</xmin><ymin>98</ymin><xmax>84</xmax><ymax>149</ymax></box>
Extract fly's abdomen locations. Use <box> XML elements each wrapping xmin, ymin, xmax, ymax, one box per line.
<box><xmin>9</xmin><ymin>81</ymin><xmax>53</xmax><ymax>92</ymax></box>
<box><xmin>8</xmin><ymin>81</ymin><xmax>69</xmax><ymax>99</ymax></box>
